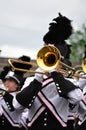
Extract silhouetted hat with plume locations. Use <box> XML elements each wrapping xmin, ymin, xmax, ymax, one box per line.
<box><xmin>43</xmin><ymin>12</ymin><xmax>73</xmax><ymax>45</ymax></box>
<box><xmin>43</xmin><ymin>12</ymin><xmax>73</xmax><ymax>60</ymax></box>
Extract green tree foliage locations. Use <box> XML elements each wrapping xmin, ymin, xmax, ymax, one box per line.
<box><xmin>68</xmin><ymin>23</ymin><xmax>86</xmax><ymax>64</ymax></box>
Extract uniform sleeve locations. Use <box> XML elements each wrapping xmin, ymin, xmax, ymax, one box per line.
<box><xmin>3</xmin><ymin>92</ymin><xmax>15</xmax><ymax>111</ymax></box>
<box><xmin>51</xmin><ymin>71</ymin><xmax>78</xmax><ymax>96</ymax></box>
<box><xmin>15</xmin><ymin>79</ymin><xmax>42</xmax><ymax>108</ymax></box>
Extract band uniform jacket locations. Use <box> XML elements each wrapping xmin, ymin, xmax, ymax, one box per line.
<box><xmin>0</xmin><ymin>79</ymin><xmax>27</xmax><ymax>130</ymax></box>
<box><xmin>67</xmin><ymin>77</ymin><xmax>86</xmax><ymax>130</ymax></box>
<box><xmin>13</xmin><ymin>73</ymin><xmax>84</xmax><ymax>130</ymax></box>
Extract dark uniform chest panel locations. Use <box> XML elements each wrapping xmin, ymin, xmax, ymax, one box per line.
<box><xmin>0</xmin><ymin>114</ymin><xmax>23</xmax><ymax>130</ymax></box>
<box><xmin>0</xmin><ymin>115</ymin><xmax>12</xmax><ymax>127</ymax></box>
<box><xmin>28</xmin><ymin>109</ymin><xmax>66</xmax><ymax>130</ymax></box>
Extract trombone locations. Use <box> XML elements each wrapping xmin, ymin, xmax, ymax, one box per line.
<box><xmin>8</xmin><ymin>59</ymin><xmax>45</xmax><ymax>74</ymax></box>
<box><xmin>8</xmin><ymin>45</ymin><xmax>85</xmax><ymax>78</ymax></box>
<box><xmin>8</xmin><ymin>45</ymin><xmax>75</xmax><ymax>75</ymax></box>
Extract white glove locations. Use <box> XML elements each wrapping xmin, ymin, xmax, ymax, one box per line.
<box><xmin>35</xmin><ymin>67</ymin><xmax>45</xmax><ymax>83</ymax></box>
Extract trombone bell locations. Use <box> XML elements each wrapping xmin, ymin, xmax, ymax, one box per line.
<box><xmin>36</xmin><ymin>45</ymin><xmax>61</xmax><ymax>71</ymax></box>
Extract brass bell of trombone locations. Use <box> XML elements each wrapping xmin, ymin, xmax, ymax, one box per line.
<box><xmin>36</xmin><ymin>45</ymin><xmax>61</xmax><ymax>71</ymax></box>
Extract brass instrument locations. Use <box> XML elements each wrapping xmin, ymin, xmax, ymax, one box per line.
<box><xmin>8</xmin><ymin>45</ymin><xmax>76</xmax><ymax>75</ymax></box>
<box><xmin>8</xmin><ymin>59</ymin><xmax>45</xmax><ymax>74</ymax></box>
<box><xmin>8</xmin><ymin>45</ymin><xmax>86</xmax><ymax>78</ymax></box>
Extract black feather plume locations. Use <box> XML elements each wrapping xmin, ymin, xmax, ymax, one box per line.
<box><xmin>43</xmin><ymin>12</ymin><xmax>73</xmax><ymax>45</ymax></box>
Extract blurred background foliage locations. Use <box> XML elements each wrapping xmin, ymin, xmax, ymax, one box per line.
<box><xmin>69</xmin><ymin>22</ymin><xmax>86</xmax><ymax>65</ymax></box>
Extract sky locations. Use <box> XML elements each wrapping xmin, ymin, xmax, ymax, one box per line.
<box><xmin>0</xmin><ymin>0</ymin><xmax>86</xmax><ymax>60</ymax></box>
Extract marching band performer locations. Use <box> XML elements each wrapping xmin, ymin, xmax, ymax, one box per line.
<box><xmin>0</xmin><ymin>72</ymin><xmax>25</xmax><ymax>130</ymax></box>
<box><xmin>0</xmin><ymin>55</ymin><xmax>32</xmax><ymax>130</ymax></box>
<box><xmin>11</xmin><ymin>13</ymin><xmax>83</xmax><ymax>130</ymax></box>
<box><xmin>12</xmin><ymin>63</ymin><xmax>84</xmax><ymax>130</ymax></box>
